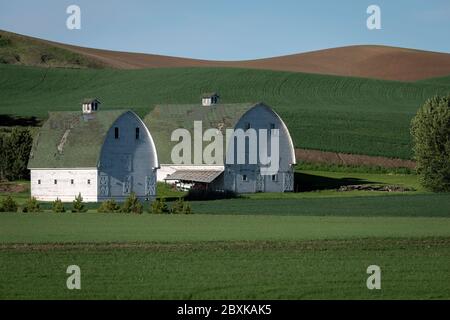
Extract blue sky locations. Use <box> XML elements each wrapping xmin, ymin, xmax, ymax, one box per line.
<box><xmin>0</xmin><ymin>0</ymin><xmax>449</xmax><ymax>60</ymax></box>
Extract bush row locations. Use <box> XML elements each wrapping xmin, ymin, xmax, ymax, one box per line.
<box><xmin>0</xmin><ymin>192</ymin><xmax>193</xmax><ymax>214</ymax></box>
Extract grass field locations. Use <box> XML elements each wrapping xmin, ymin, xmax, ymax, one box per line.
<box><xmin>1</xmin><ymin>239</ymin><xmax>449</xmax><ymax>299</ymax></box>
<box><xmin>0</xmin><ymin>213</ymin><xmax>449</xmax><ymax>299</ymax></box>
<box><xmin>419</xmin><ymin>75</ymin><xmax>450</xmax><ymax>86</ymax></box>
<box><xmin>193</xmin><ymin>194</ymin><xmax>450</xmax><ymax>217</ymax></box>
<box><xmin>1</xmin><ymin>213</ymin><xmax>450</xmax><ymax>243</ymax></box>
<box><xmin>2</xmin><ymin>65</ymin><xmax>450</xmax><ymax>158</ymax></box>
<box><xmin>1</xmin><ymin>177</ymin><xmax>450</xmax><ymax>299</ymax></box>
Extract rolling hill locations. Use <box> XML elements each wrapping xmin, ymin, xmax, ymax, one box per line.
<box><xmin>1</xmin><ymin>64</ymin><xmax>450</xmax><ymax>159</ymax></box>
<box><xmin>2</xmin><ymin>30</ymin><xmax>450</xmax><ymax>160</ymax></box>
<box><xmin>0</xmin><ymin>30</ymin><xmax>105</xmax><ymax>69</ymax></box>
<box><xmin>2</xmin><ymin>30</ymin><xmax>450</xmax><ymax>81</ymax></box>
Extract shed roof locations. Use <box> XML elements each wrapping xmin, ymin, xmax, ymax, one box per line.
<box><xmin>165</xmin><ymin>170</ymin><xmax>223</xmax><ymax>183</ymax></box>
<box><xmin>144</xmin><ymin>103</ymin><xmax>261</xmax><ymax>164</ymax></box>
<box><xmin>28</xmin><ymin>110</ymin><xmax>128</xmax><ymax>168</ymax></box>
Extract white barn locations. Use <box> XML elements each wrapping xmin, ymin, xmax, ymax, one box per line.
<box><xmin>28</xmin><ymin>100</ymin><xmax>159</xmax><ymax>202</ymax></box>
<box><xmin>145</xmin><ymin>99</ymin><xmax>296</xmax><ymax>193</ymax></box>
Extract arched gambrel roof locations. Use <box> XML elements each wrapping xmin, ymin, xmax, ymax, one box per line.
<box><xmin>99</xmin><ymin>111</ymin><xmax>159</xmax><ymax>169</ymax></box>
<box><xmin>144</xmin><ymin>102</ymin><xmax>296</xmax><ymax>165</ymax></box>
<box><xmin>28</xmin><ymin>110</ymin><xmax>158</xmax><ymax>169</ymax></box>
<box><xmin>234</xmin><ymin>103</ymin><xmax>296</xmax><ymax>165</ymax></box>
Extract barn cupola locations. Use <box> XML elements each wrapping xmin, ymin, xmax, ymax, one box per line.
<box><xmin>82</xmin><ymin>98</ymin><xmax>101</xmax><ymax>114</ymax></box>
<box><xmin>202</xmin><ymin>93</ymin><xmax>220</xmax><ymax>107</ymax></box>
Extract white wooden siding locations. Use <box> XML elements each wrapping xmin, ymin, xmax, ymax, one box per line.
<box><xmin>30</xmin><ymin>169</ymin><xmax>98</xmax><ymax>202</ymax></box>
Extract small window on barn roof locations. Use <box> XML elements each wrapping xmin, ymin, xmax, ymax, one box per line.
<box><xmin>82</xmin><ymin>98</ymin><xmax>101</xmax><ymax>114</ymax></box>
<box><xmin>201</xmin><ymin>92</ymin><xmax>220</xmax><ymax>106</ymax></box>
<box><xmin>135</xmin><ymin>127</ymin><xmax>140</xmax><ymax>140</ymax></box>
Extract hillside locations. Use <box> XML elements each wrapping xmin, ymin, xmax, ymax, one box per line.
<box><xmin>1</xmin><ymin>64</ymin><xmax>450</xmax><ymax>159</ymax></box>
<box><xmin>0</xmin><ymin>31</ymin><xmax>105</xmax><ymax>69</ymax></box>
<box><xmin>419</xmin><ymin>75</ymin><xmax>450</xmax><ymax>86</ymax></box>
<box><xmin>239</xmin><ymin>46</ymin><xmax>450</xmax><ymax>82</ymax></box>
<box><xmin>2</xmin><ymin>30</ymin><xmax>450</xmax><ymax>81</ymax></box>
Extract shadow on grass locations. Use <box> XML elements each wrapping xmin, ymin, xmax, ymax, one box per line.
<box><xmin>0</xmin><ymin>115</ymin><xmax>42</xmax><ymax>127</ymax></box>
<box><xmin>294</xmin><ymin>172</ymin><xmax>377</xmax><ymax>192</ymax></box>
<box><xmin>184</xmin><ymin>189</ymin><xmax>241</xmax><ymax>201</ymax></box>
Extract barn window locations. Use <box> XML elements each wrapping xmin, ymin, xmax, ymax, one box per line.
<box><xmin>271</xmin><ymin>174</ymin><xmax>278</xmax><ymax>182</ymax></box>
<box><xmin>71</xmin><ymin>179</ymin><xmax>74</xmax><ymax>185</ymax></box>
<box><xmin>115</xmin><ymin>127</ymin><xmax>119</xmax><ymax>139</ymax></box>
<box><xmin>242</xmin><ymin>174</ymin><xmax>248</xmax><ymax>181</ymax></box>
<box><xmin>54</xmin><ymin>179</ymin><xmax>57</xmax><ymax>185</ymax></box>
<box><xmin>38</xmin><ymin>179</ymin><xmax>41</xmax><ymax>185</ymax></box>
<box><xmin>135</xmin><ymin>127</ymin><xmax>140</xmax><ymax>140</ymax></box>
<box><xmin>270</xmin><ymin>123</ymin><xmax>276</xmax><ymax>130</ymax></box>
<box><xmin>87</xmin><ymin>179</ymin><xmax>91</xmax><ymax>185</ymax></box>
<box><xmin>245</xmin><ymin>122</ymin><xmax>251</xmax><ymax>130</ymax></box>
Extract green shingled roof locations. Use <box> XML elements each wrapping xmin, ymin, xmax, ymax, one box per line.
<box><xmin>144</xmin><ymin>103</ymin><xmax>258</xmax><ymax>164</ymax></box>
<box><xmin>28</xmin><ymin>110</ymin><xmax>128</xmax><ymax>168</ymax></box>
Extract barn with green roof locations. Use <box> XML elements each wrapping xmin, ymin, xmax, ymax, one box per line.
<box><xmin>144</xmin><ymin>99</ymin><xmax>296</xmax><ymax>193</ymax></box>
<box><xmin>28</xmin><ymin>101</ymin><xmax>158</xmax><ymax>202</ymax></box>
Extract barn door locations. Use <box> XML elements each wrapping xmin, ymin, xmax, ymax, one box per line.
<box><xmin>283</xmin><ymin>172</ymin><xmax>294</xmax><ymax>192</ymax></box>
<box><xmin>123</xmin><ymin>175</ymin><xmax>132</xmax><ymax>195</ymax></box>
<box><xmin>145</xmin><ymin>174</ymin><xmax>156</xmax><ymax>196</ymax></box>
<box><xmin>99</xmin><ymin>174</ymin><xmax>109</xmax><ymax>197</ymax></box>
<box><xmin>256</xmin><ymin>173</ymin><xmax>265</xmax><ymax>192</ymax></box>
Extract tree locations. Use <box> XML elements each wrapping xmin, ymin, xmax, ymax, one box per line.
<box><xmin>0</xmin><ymin>196</ymin><xmax>18</xmax><ymax>212</ymax></box>
<box><xmin>121</xmin><ymin>193</ymin><xmax>143</xmax><ymax>214</ymax></box>
<box><xmin>22</xmin><ymin>197</ymin><xmax>41</xmax><ymax>213</ymax></box>
<box><xmin>411</xmin><ymin>95</ymin><xmax>450</xmax><ymax>191</ymax></box>
<box><xmin>170</xmin><ymin>198</ymin><xmax>184</xmax><ymax>214</ymax></box>
<box><xmin>170</xmin><ymin>198</ymin><xmax>193</xmax><ymax>214</ymax></box>
<box><xmin>52</xmin><ymin>198</ymin><xmax>65</xmax><ymax>213</ymax></box>
<box><xmin>72</xmin><ymin>193</ymin><xmax>87</xmax><ymax>212</ymax></box>
<box><xmin>150</xmin><ymin>198</ymin><xmax>170</xmax><ymax>214</ymax></box>
<box><xmin>0</xmin><ymin>128</ymin><xmax>33</xmax><ymax>181</ymax></box>
<box><xmin>97</xmin><ymin>199</ymin><xmax>121</xmax><ymax>213</ymax></box>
